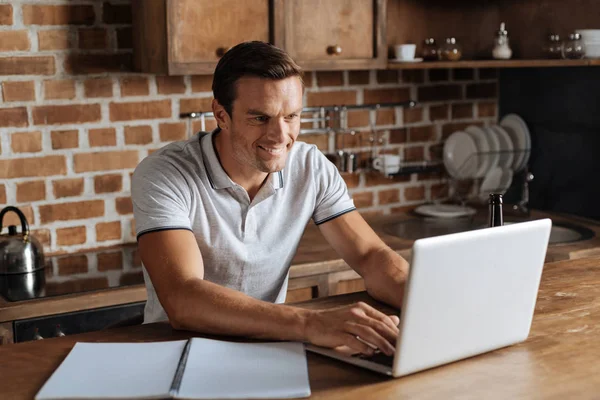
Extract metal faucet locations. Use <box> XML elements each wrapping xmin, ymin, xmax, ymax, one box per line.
<box><xmin>512</xmin><ymin>168</ymin><xmax>534</xmax><ymax>216</ymax></box>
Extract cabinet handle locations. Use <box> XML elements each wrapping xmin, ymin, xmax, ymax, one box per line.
<box><xmin>216</xmin><ymin>47</ymin><xmax>232</xmax><ymax>57</ymax></box>
<box><xmin>327</xmin><ymin>45</ymin><xmax>342</xmax><ymax>55</ymax></box>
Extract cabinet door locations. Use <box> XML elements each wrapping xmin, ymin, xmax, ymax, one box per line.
<box><xmin>274</xmin><ymin>0</ymin><xmax>387</xmax><ymax>70</ymax></box>
<box><xmin>167</xmin><ymin>0</ymin><xmax>270</xmax><ymax>74</ymax></box>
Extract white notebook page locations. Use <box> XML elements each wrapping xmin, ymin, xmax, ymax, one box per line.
<box><xmin>35</xmin><ymin>340</ymin><xmax>187</xmax><ymax>400</ymax></box>
<box><xmin>177</xmin><ymin>338</ymin><xmax>311</xmax><ymax>399</ymax></box>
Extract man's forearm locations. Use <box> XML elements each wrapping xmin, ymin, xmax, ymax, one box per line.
<box><xmin>167</xmin><ymin>278</ymin><xmax>311</xmax><ymax>341</ymax></box>
<box><xmin>361</xmin><ymin>247</ymin><xmax>409</xmax><ymax>309</ymax></box>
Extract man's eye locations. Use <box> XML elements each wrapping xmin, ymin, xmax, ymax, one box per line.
<box><xmin>287</xmin><ymin>114</ymin><xmax>298</xmax><ymax>119</ymax></box>
<box><xmin>254</xmin><ymin>116</ymin><xmax>268</xmax><ymax>122</ymax></box>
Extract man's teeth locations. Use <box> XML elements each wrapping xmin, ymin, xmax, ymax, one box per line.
<box><xmin>260</xmin><ymin>146</ymin><xmax>285</xmax><ymax>154</ymax></box>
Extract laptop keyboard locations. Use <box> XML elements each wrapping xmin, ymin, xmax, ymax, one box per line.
<box><xmin>352</xmin><ymin>350</ymin><xmax>394</xmax><ymax>367</ymax></box>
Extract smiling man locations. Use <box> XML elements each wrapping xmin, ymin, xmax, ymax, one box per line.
<box><xmin>132</xmin><ymin>41</ymin><xmax>409</xmax><ymax>356</ymax></box>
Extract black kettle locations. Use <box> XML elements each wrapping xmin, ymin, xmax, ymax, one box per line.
<box><xmin>0</xmin><ymin>206</ymin><xmax>45</xmax><ymax>275</ymax></box>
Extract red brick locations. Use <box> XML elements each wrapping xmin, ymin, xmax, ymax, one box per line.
<box><xmin>0</xmin><ymin>156</ymin><xmax>66</xmax><ymax>179</ymax></box>
<box><xmin>103</xmin><ymin>2</ymin><xmax>132</xmax><ymax>24</ymax></box>
<box><xmin>89</xmin><ymin>128</ymin><xmax>116</xmax><ymax>147</ymax></box>
<box><xmin>116</xmin><ymin>27</ymin><xmax>132</xmax><ymax>49</ymax></box>
<box><xmin>404</xmin><ymin>107</ymin><xmax>423</xmax><ymax>124</ymax></box>
<box><xmin>0</xmin><ymin>184</ymin><xmax>5</xmax><ymax>204</ymax></box>
<box><xmin>408</xmin><ymin>125</ymin><xmax>436</xmax><ymax>142</ymax></box>
<box><xmin>23</xmin><ymin>5</ymin><xmax>95</xmax><ymax>25</ymax></box>
<box><xmin>466</xmin><ymin>83</ymin><xmax>497</xmax><ymax>99</ymax></box>
<box><xmin>109</xmin><ymin>100</ymin><xmax>171</xmax><ymax>121</ymax></box>
<box><xmin>0</xmin><ymin>31</ymin><xmax>30</xmax><ymax>51</ymax></box>
<box><xmin>51</xmin><ymin>130</ymin><xmax>78</xmax><ymax>149</ymax></box>
<box><xmin>306</xmin><ymin>91</ymin><xmax>357</xmax><ymax>107</ymax></box>
<box><xmin>159</xmin><ymin>122</ymin><xmax>186</xmax><ymax>142</ymax></box>
<box><xmin>478</xmin><ymin>102</ymin><xmax>497</xmax><ymax>118</ymax></box>
<box><xmin>429</xmin><ymin>104</ymin><xmax>449</xmax><ymax>121</ymax></box>
<box><xmin>379</xmin><ymin>188</ymin><xmax>400</xmax><ymax>204</ymax></box>
<box><xmin>191</xmin><ymin>75</ymin><xmax>213</xmax><ymax>92</ymax></box>
<box><xmin>376</xmin><ymin>109</ymin><xmax>395</xmax><ymax>126</ymax></box>
<box><xmin>16</xmin><ymin>180</ymin><xmax>45</xmax><ymax>202</ymax></box>
<box><xmin>342</xmin><ymin>173</ymin><xmax>360</xmax><ymax>189</ymax></box>
<box><xmin>418</xmin><ymin>85</ymin><xmax>462</xmax><ymax>102</ymax></box>
<box><xmin>56</xmin><ymin>226</ymin><xmax>87</xmax><ymax>246</ymax></box>
<box><xmin>336</xmin><ymin>131</ymin><xmax>366</xmax><ymax>149</ymax></box>
<box><xmin>73</xmin><ymin>151</ymin><xmax>139</xmax><ymax>173</ymax></box>
<box><xmin>11</xmin><ymin>131</ymin><xmax>42</xmax><ymax>153</ymax></box>
<box><xmin>2</xmin><ymin>81</ymin><xmax>35</xmax><ymax>102</ymax></box>
<box><xmin>97</xmin><ymin>251</ymin><xmax>123</xmax><ymax>271</ymax></box>
<box><xmin>316</xmin><ymin>71</ymin><xmax>343</xmax><ymax>87</ymax></box>
<box><xmin>78</xmin><ymin>28</ymin><xmax>107</xmax><ymax>49</ymax></box>
<box><xmin>404</xmin><ymin>186</ymin><xmax>425</xmax><ymax>201</ymax></box>
<box><xmin>364</xmin><ymin>172</ymin><xmax>410</xmax><ymax>186</ymax></box>
<box><xmin>40</xmin><ymin>200</ymin><xmax>104</xmax><ymax>223</ymax></box>
<box><xmin>298</xmin><ymin>133</ymin><xmax>328</xmax><ymax>151</ymax></box>
<box><xmin>84</xmin><ymin>78</ymin><xmax>113</xmax><ymax>98</ymax></box>
<box><xmin>390</xmin><ymin>205</ymin><xmax>419</xmax><ymax>214</ymax></box>
<box><xmin>428</xmin><ymin>69</ymin><xmax>449</xmax><ymax>82</ymax></box>
<box><xmin>46</xmin><ymin>278</ymin><xmax>108</xmax><ymax>294</ymax></box>
<box><xmin>376</xmin><ymin>70</ymin><xmax>398</xmax><ymax>84</ymax></box>
<box><xmin>347</xmin><ymin>110</ymin><xmax>370</xmax><ymax>128</ymax></box>
<box><xmin>348</xmin><ymin>71</ymin><xmax>370</xmax><ymax>85</ymax></box>
<box><xmin>0</xmin><ymin>5</ymin><xmax>12</xmax><ymax>25</ymax></box>
<box><xmin>352</xmin><ymin>191</ymin><xmax>374</xmax><ymax>208</ymax></box>
<box><xmin>389</xmin><ymin>128</ymin><xmax>407</xmax><ymax>144</ymax></box>
<box><xmin>301</xmin><ymin>72</ymin><xmax>313</xmax><ymax>87</ymax></box>
<box><xmin>53</xmin><ymin>178</ymin><xmax>84</xmax><ymax>198</ymax></box>
<box><xmin>364</xmin><ymin>88</ymin><xmax>410</xmax><ymax>104</ymax></box>
<box><xmin>0</xmin><ymin>56</ymin><xmax>55</xmax><ymax>75</ymax></box>
<box><xmin>96</xmin><ymin>221</ymin><xmax>122</xmax><ymax>242</ymax></box>
<box><xmin>156</xmin><ymin>76</ymin><xmax>186</xmax><ymax>94</ymax></box>
<box><xmin>38</xmin><ymin>29</ymin><xmax>73</xmax><ymax>50</ymax></box>
<box><xmin>64</xmin><ymin>54</ymin><xmax>132</xmax><ymax>74</ymax></box>
<box><xmin>404</xmin><ymin>146</ymin><xmax>425</xmax><ymax>162</ymax></box>
<box><xmin>402</xmin><ymin>70</ymin><xmax>424</xmax><ymax>84</ymax></box>
<box><xmin>57</xmin><ymin>255</ymin><xmax>88</xmax><ymax>275</ymax></box>
<box><xmin>452</xmin><ymin>103</ymin><xmax>474</xmax><ymax>119</ymax></box>
<box><xmin>442</xmin><ymin>122</ymin><xmax>483</xmax><ymax>140</ymax></box>
<box><xmin>180</xmin><ymin>97</ymin><xmax>213</xmax><ymax>114</ymax></box>
<box><xmin>120</xmin><ymin>77</ymin><xmax>149</xmax><ymax>97</ymax></box>
<box><xmin>116</xmin><ymin>197</ymin><xmax>133</xmax><ymax>215</ymax></box>
<box><xmin>125</xmin><ymin>125</ymin><xmax>153</xmax><ymax>145</ymax></box>
<box><xmin>31</xmin><ymin>229</ymin><xmax>50</xmax><ymax>247</ymax></box>
<box><xmin>0</xmin><ymin>107</ymin><xmax>28</xmax><ymax>127</ymax></box>
<box><xmin>44</xmin><ymin>79</ymin><xmax>76</xmax><ymax>100</ymax></box>
<box><xmin>431</xmin><ymin>183</ymin><xmax>449</xmax><ymax>199</ymax></box>
<box><xmin>94</xmin><ymin>174</ymin><xmax>122</xmax><ymax>193</ymax></box>
<box><xmin>33</xmin><ymin>104</ymin><xmax>101</xmax><ymax>125</ymax></box>
<box><xmin>2</xmin><ymin>205</ymin><xmax>34</xmax><ymax>226</ymax></box>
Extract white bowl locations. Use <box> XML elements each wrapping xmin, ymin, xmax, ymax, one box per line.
<box><xmin>585</xmin><ymin>43</ymin><xmax>600</xmax><ymax>58</ymax></box>
<box><xmin>577</xmin><ymin>29</ymin><xmax>600</xmax><ymax>42</ymax></box>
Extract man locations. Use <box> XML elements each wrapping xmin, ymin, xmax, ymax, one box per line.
<box><xmin>132</xmin><ymin>41</ymin><xmax>409</xmax><ymax>357</ymax></box>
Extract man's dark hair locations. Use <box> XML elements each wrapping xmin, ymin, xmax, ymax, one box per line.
<box><xmin>212</xmin><ymin>41</ymin><xmax>303</xmax><ymax>117</ymax></box>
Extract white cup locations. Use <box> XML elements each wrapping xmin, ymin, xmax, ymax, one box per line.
<box><xmin>394</xmin><ymin>44</ymin><xmax>416</xmax><ymax>61</ymax></box>
<box><xmin>372</xmin><ymin>154</ymin><xmax>402</xmax><ymax>175</ymax></box>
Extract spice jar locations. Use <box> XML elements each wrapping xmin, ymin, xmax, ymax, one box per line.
<box><xmin>562</xmin><ymin>33</ymin><xmax>586</xmax><ymax>59</ymax></box>
<box><xmin>439</xmin><ymin>38</ymin><xmax>462</xmax><ymax>61</ymax></box>
<box><xmin>543</xmin><ymin>34</ymin><xmax>562</xmax><ymax>59</ymax></box>
<box><xmin>421</xmin><ymin>38</ymin><xmax>438</xmax><ymax>61</ymax></box>
<box><xmin>492</xmin><ymin>22</ymin><xmax>512</xmax><ymax>60</ymax></box>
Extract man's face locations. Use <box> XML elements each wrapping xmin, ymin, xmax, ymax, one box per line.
<box><xmin>221</xmin><ymin>76</ymin><xmax>303</xmax><ymax>174</ymax></box>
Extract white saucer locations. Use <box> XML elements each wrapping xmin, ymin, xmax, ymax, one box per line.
<box><xmin>415</xmin><ymin>204</ymin><xmax>477</xmax><ymax>219</ymax></box>
<box><xmin>389</xmin><ymin>58</ymin><xmax>424</xmax><ymax>63</ymax></box>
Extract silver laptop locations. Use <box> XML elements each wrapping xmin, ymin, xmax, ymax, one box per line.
<box><xmin>307</xmin><ymin>218</ymin><xmax>552</xmax><ymax>377</ymax></box>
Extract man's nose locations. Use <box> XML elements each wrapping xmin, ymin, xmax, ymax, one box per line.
<box><xmin>267</xmin><ymin>118</ymin><xmax>288</xmax><ymax>142</ymax></box>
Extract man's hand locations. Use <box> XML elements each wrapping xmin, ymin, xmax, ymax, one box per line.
<box><xmin>304</xmin><ymin>302</ymin><xmax>399</xmax><ymax>356</ymax></box>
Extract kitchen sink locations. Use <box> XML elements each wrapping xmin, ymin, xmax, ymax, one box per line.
<box><xmin>382</xmin><ymin>217</ymin><xmax>595</xmax><ymax>244</ymax></box>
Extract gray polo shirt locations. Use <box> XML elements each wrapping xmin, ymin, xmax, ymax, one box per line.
<box><xmin>131</xmin><ymin>130</ymin><xmax>355</xmax><ymax>323</ymax></box>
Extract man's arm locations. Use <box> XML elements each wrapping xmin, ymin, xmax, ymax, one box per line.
<box><xmin>317</xmin><ymin>211</ymin><xmax>409</xmax><ymax>309</ymax></box>
<box><xmin>138</xmin><ymin>229</ymin><xmax>400</xmax><ymax>355</ymax></box>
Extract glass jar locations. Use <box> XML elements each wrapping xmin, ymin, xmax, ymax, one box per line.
<box><xmin>421</xmin><ymin>38</ymin><xmax>438</xmax><ymax>61</ymax></box>
<box><xmin>543</xmin><ymin>34</ymin><xmax>562</xmax><ymax>59</ymax></box>
<box><xmin>562</xmin><ymin>33</ymin><xmax>586</xmax><ymax>59</ymax></box>
<box><xmin>439</xmin><ymin>37</ymin><xmax>462</xmax><ymax>61</ymax></box>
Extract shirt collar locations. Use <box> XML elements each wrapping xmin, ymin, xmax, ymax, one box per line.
<box><xmin>200</xmin><ymin>128</ymin><xmax>285</xmax><ymax>191</ymax></box>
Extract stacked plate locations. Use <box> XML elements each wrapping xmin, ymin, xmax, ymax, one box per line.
<box><xmin>576</xmin><ymin>29</ymin><xmax>600</xmax><ymax>58</ymax></box>
<box><xmin>442</xmin><ymin>114</ymin><xmax>531</xmax><ymax>199</ymax></box>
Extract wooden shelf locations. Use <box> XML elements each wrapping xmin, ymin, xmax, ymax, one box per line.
<box><xmin>387</xmin><ymin>59</ymin><xmax>594</xmax><ymax>70</ymax></box>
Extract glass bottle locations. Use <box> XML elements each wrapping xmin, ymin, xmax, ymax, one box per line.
<box><xmin>543</xmin><ymin>34</ymin><xmax>562</xmax><ymax>59</ymax></box>
<box><xmin>439</xmin><ymin>38</ymin><xmax>462</xmax><ymax>61</ymax></box>
<box><xmin>488</xmin><ymin>193</ymin><xmax>504</xmax><ymax>227</ymax></box>
<box><xmin>421</xmin><ymin>38</ymin><xmax>438</xmax><ymax>61</ymax></box>
<box><xmin>492</xmin><ymin>22</ymin><xmax>513</xmax><ymax>60</ymax></box>
<box><xmin>562</xmin><ymin>33</ymin><xmax>586</xmax><ymax>59</ymax></box>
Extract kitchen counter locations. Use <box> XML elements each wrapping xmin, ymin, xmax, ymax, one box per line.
<box><xmin>1</xmin><ymin>209</ymin><xmax>600</xmax><ymax>324</ymax></box>
<box><xmin>1</xmin><ymin>256</ymin><xmax>600</xmax><ymax>399</ymax></box>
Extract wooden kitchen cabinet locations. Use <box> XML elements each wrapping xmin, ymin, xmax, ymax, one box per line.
<box><xmin>273</xmin><ymin>0</ymin><xmax>387</xmax><ymax>70</ymax></box>
<box><xmin>132</xmin><ymin>0</ymin><xmax>270</xmax><ymax>75</ymax></box>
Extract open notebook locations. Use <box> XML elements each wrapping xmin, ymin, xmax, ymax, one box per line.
<box><xmin>35</xmin><ymin>338</ymin><xmax>311</xmax><ymax>400</ymax></box>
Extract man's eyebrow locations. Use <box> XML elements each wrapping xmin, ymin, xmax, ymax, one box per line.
<box><xmin>246</xmin><ymin>108</ymin><xmax>303</xmax><ymax>116</ymax></box>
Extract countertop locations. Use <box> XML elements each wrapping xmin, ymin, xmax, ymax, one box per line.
<box><xmin>1</xmin><ymin>256</ymin><xmax>599</xmax><ymax>399</ymax></box>
<box><xmin>1</xmin><ymin>209</ymin><xmax>600</xmax><ymax>323</ymax></box>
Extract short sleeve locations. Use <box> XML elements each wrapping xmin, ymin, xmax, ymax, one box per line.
<box><xmin>131</xmin><ymin>156</ymin><xmax>193</xmax><ymax>239</ymax></box>
<box><xmin>310</xmin><ymin>148</ymin><xmax>356</xmax><ymax>225</ymax></box>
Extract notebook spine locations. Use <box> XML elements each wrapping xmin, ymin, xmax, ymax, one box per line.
<box><xmin>169</xmin><ymin>338</ymin><xmax>192</xmax><ymax>397</ymax></box>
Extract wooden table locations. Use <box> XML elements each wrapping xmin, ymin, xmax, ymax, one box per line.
<box><xmin>1</xmin><ymin>256</ymin><xmax>600</xmax><ymax>399</ymax></box>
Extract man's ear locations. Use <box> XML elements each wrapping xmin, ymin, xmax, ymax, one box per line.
<box><xmin>212</xmin><ymin>99</ymin><xmax>230</xmax><ymax>130</ymax></box>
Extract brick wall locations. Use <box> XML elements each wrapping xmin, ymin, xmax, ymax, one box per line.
<box><xmin>0</xmin><ymin>1</ymin><xmax>498</xmax><ymax>255</ymax></box>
